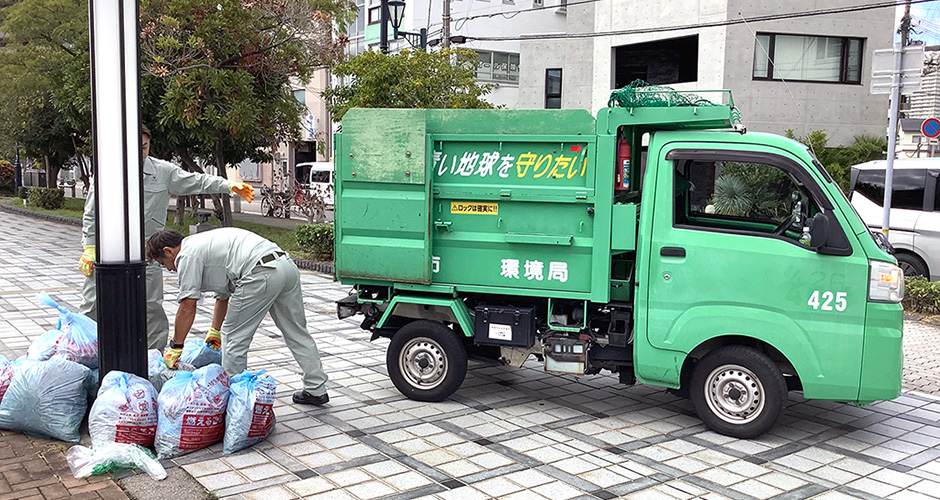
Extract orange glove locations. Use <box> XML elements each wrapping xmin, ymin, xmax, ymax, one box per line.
<box><xmin>78</xmin><ymin>246</ymin><xmax>95</xmax><ymax>277</ymax></box>
<box><xmin>229</xmin><ymin>182</ymin><xmax>255</xmax><ymax>203</ymax></box>
<box><xmin>206</xmin><ymin>327</ymin><xmax>221</xmax><ymax>349</ymax></box>
<box><xmin>163</xmin><ymin>346</ymin><xmax>182</xmax><ymax>369</ymax></box>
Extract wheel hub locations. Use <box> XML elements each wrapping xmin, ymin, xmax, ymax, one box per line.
<box><xmin>704</xmin><ymin>364</ymin><xmax>765</xmax><ymax>424</ymax></box>
<box><xmin>400</xmin><ymin>337</ymin><xmax>447</xmax><ymax>390</ymax></box>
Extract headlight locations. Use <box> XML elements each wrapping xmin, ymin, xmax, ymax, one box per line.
<box><xmin>869</xmin><ymin>260</ymin><xmax>904</xmax><ymax>303</ymax></box>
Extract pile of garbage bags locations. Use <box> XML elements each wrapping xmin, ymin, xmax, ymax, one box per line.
<box><xmin>0</xmin><ymin>291</ymin><xmax>279</xmax><ymax>481</ymax></box>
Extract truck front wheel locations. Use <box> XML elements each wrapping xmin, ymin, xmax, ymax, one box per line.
<box><xmin>387</xmin><ymin>320</ymin><xmax>467</xmax><ymax>402</ymax></box>
<box><xmin>690</xmin><ymin>346</ymin><xmax>787</xmax><ymax>438</ymax></box>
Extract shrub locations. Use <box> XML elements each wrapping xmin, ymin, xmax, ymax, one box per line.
<box><xmin>295</xmin><ymin>223</ymin><xmax>333</xmax><ymax>261</ymax></box>
<box><xmin>27</xmin><ymin>187</ymin><xmax>65</xmax><ymax>210</ymax></box>
<box><xmin>903</xmin><ymin>277</ymin><xmax>940</xmax><ymax>315</ymax></box>
<box><xmin>18</xmin><ymin>186</ymin><xmax>30</xmax><ymax>200</ymax></box>
<box><xmin>0</xmin><ymin>161</ymin><xmax>14</xmax><ymax>195</ymax></box>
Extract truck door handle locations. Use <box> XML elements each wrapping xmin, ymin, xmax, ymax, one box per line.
<box><xmin>434</xmin><ymin>220</ymin><xmax>452</xmax><ymax>231</ymax></box>
<box><xmin>660</xmin><ymin>246</ymin><xmax>686</xmax><ymax>257</ymax></box>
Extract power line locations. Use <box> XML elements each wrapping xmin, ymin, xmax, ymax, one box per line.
<box><xmin>459</xmin><ymin>0</ymin><xmax>937</xmax><ymax>42</ymax></box>
<box><xmin>453</xmin><ymin>0</ymin><xmax>601</xmax><ymax>28</ymax></box>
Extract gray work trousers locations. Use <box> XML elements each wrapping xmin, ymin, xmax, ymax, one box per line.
<box><xmin>221</xmin><ymin>256</ymin><xmax>328</xmax><ymax>395</ymax></box>
<box><xmin>79</xmin><ymin>262</ymin><xmax>169</xmax><ymax>351</ymax></box>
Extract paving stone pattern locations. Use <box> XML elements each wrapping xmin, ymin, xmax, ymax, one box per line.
<box><xmin>2</xmin><ymin>211</ymin><xmax>940</xmax><ymax>500</ymax></box>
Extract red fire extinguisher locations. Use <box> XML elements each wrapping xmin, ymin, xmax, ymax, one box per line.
<box><xmin>615</xmin><ymin>138</ymin><xmax>630</xmax><ymax>191</ymax></box>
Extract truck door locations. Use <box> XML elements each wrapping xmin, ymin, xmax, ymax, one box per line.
<box><xmin>642</xmin><ymin>142</ymin><xmax>870</xmax><ymax>399</ymax></box>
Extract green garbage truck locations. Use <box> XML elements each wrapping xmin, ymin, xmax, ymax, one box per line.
<box><xmin>332</xmin><ymin>87</ymin><xmax>904</xmax><ymax>438</ymax></box>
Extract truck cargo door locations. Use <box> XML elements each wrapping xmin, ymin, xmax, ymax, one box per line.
<box><xmin>335</xmin><ymin>109</ymin><xmax>432</xmax><ymax>284</ymax></box>
<box><xmin>640</xmin><ymin>142</ymin><xmax>869</xmax><ymax>399</ymax></box>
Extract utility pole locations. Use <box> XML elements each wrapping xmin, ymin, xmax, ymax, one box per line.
<box><xmin>882</xmin><ymin>0</ymin><xmax>914</xmax><ymax>235</ymax></box>
<box><xmin>442</xmin><ymin>0</ymin><xmax>451</xmax><ymax>48</ymax></box>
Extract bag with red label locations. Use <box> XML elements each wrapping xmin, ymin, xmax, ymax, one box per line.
<box><xmin>222</xmin><ymin>370</ymin><xmax>276</xmax><ymax>455</ymax></box>
<box><xmin>89</xmin><ymin>371</ymin><xmax>159</xmax><ymax>448</ymax></box>
<box><xmin>35</xmin><ymin>292</ymin><xmax>98</xmax><ymax>369</ymax></box>
<box><xmin>154</xmin><ymin>364</ymin><xmax>230</xmax><ymax>458</ymax></box>
<box><xmin>0</xmin><ymin>357</ymin><xmax>14</xmax><ymax>405</ymax></box>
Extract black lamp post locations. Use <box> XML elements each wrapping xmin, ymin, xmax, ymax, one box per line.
<box><xmin>13</xmin><ymin>146</ymin><xmax>22</xmax><ymax>193</ymax></box>
<box><xmin>379</xmin><ymin>0</ymin><xmax>426</xmax><ymax>53</ymax></box>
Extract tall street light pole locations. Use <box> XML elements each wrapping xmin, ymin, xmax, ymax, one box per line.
<box><xmin>13</xmin><ymin>146</ymin><xmax>22</xmax><ymax>193</ymax></box>
<box><xmin>379</xmin><ymin>0</ymin><xmax>390</xmax><ymax>53</ymax></box>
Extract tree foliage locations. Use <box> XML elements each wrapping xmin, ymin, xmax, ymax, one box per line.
<box><xmin>785</xmin><ymin>130</ymin><xmax>887</xmax><ymax>193</ymax></box>
<box><xmin>140</xmin><ymin>0</ymin><xmax>353</xmax><ymax>225</ymax></box>
<box><xmin>324</xmin><ymin>49</ymin><xmax>495</xmax><ymax>121</ymax></box>
<box><xmin>0</xmin><ymin>0</ymin><xmax>88</xmax><ymax>186</ymax></box>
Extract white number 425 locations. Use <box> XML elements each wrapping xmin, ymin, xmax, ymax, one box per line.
<box><xmin>807</xmin><ymin>291</ymin><xmax>847</xmax><ymax>312</ymax></box>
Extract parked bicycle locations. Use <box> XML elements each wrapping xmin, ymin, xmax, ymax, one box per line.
<box><xmin>260</xmin><ymin>186</ymin><xmax>293</xmax><ymax>218</ymax></box>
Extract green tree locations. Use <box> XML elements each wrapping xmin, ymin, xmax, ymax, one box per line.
<box><xmin>785</xmin><ymin>130</ymin><xmax>887</xmax><ymax>194</ymax></box>
<box><xmin>139</xmin><ymin>0</ymin><xmax>354</xmax><ymax>225</ymax></box>
<box><xmin>0</xmin><ymin>0</ymin><xmax>88</xmax><ymax>186</ymax></box>
<box><xmin>323</xmin><ymin>49</ymin><xmax>495</xmax><ymax>121</ymax></box>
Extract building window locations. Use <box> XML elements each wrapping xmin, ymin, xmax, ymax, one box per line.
<box><xmin>613</xmin><ymin>36</ymin><xmax>698</xmax><ymax>88</ymax></box>
<box><xmin>293</xmin><ymin>89</ymin><xmax>306</xmax><ymax>106</ymax></box>
<box><xmin>475</xmin><ymin>51</ymin><xmax>520</xmax><ymax>84</ymax></box>
<box><xmin>368</xmin><ymin>5</ymin><xmax>381</xmax><ymax>24</ymax></box>
<box><xmin>753</xmin><ymin>33</ymin><xmax>863</xmax><ymax>84</ymax></box>
<box><xmin>545</xmin><ymin>68</ymin><xmax>562</xmax><ymax>109</ymax></box>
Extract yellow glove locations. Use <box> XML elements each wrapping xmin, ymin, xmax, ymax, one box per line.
<box><xmin>78</xmin><ymin>246</ymin><xmax>95</xmax><ymax>277</ymax></box>
<box><xmin>229</xmin><ymin>181</ymin><xmax>255</xmax><ymax>203</ymax></box>
<box><xmin>163</xmin><ymin>346</ymin><xmax>183</xmax><ymax>369</ymax></box>
<box><xmin>206</xmin><ymin>327</ymin><xmax>222</xmax><ymax>349</ymax></box>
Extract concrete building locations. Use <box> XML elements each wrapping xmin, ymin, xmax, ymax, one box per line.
<box><xmin>518</xmin><ymin>0</ymin><xmax>895</xmax><ymax>146</ymax></box>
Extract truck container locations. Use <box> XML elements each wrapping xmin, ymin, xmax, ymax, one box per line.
<box><xmin>332</xmin><ymin>87</ymin><xmax>904</xmax><ymax>438</ymax></box>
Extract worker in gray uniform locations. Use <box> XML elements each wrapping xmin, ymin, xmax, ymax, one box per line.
<box><xmin>146</xmin><ymin>227</ymin><xmax>330</xmax><ymax>406</ymax></box>
<box><xmin>77</xmin><ymin>125</ymin><xmax>255</xmax><ymax>350</ymax></box>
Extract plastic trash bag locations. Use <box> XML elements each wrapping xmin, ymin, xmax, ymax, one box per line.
<box><xmin>89</xmin><ymin>371</ymin><xmax>159</xmax><ymax>448</ymax></box>
<box><xmin>26</xmin><ymin>329</ymin><xmax>61</xmax><ymax>361</ymax></box>
<box><xmin>36</xmin><ymin>291</ymin><xmax>99</xmax><ymax>369</ymax></box>
<box><xmin>0</xmin><ymin>357</ymin><xmax>92</xmax><ymax>442</ymax></box>
<box><xmin>155</xmin><ymin>364</ymin><xmax>230</xmax><ymax>458</ymax></box>
<box><xmin>67</xmin><ymin>443</ymin><xmax>167</xmax><ymax>480</ymax></box>
<box><xmin>0</xmin><ymin>357</ymin><xmax>14</xmax><ymax>405</ymax></box>
<box><xmin>179</xmin><ymin>338</ymin><xmax>221</xmax><ymax>368</ymax></box>
<box><xmin>223</xmin><ymin>370</ymin><xmax>276</xmax><ymax>455</ymax></box>
<box><xmin>148</xmin><ymin>350</ymin><xmax>181</xmax><ymax>392</ymax></box>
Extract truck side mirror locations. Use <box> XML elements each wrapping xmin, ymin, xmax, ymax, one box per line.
<box><xmin>809</xmin><ymin>212</ymin><xmax>852</xmax><ymax>256</ymax></box>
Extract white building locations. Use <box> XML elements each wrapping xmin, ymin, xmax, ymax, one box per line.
<box><xmin>518</xmin><ymin>0</ymin><xmax>895</xmax><ymax>146</ymax></box>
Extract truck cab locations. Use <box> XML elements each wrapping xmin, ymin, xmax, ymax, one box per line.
<box><xmin>332</xmin><ymin>88</ymin><xmax>904</xmax><ymax>438</ymax></box>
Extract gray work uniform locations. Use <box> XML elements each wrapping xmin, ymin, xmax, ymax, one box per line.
<box><xmin>80</xmin><ymin>156</ymin><xmax>231</xmax><ymax>350</ymax></box>
<box><xmin>175</xmin><ymin>228</ymin><xmax>328</xmax><ymax>395</ymax></box>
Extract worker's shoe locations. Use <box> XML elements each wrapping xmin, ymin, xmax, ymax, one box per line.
<box><xmin>292</xmin><ymin>390</ymin><xmax>329</xmax><ymax>406</ymax></box>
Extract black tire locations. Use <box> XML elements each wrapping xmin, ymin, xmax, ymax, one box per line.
<box><xmin>690</xmin><ymin>346</ymin><xmax>788</xmax><ymax>439</ymax></box>
<box><xmin>261</xmin><ymin>197</ymin><xmax>273</xmax><ymax>217</ymax></box>
<box><xmin>896</xmin><ymin>253</ymin><xmax>928</xmax><ymax>278</ymax></box>
<box><xmin>387</xmin><ymin>320</ymin><xmax>467</xmax><ymax>402</ymax></box>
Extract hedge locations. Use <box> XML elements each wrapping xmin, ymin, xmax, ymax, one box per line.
<box><xmin>26</xmin><ymin>187</ymin><xmax>65</xmax><ymax>210</ymax></box>
<box><xmin>296</xmin><ymin>223</ymin><xmax>333</xmax><ymax>261</ymax></box>
<box><xmin>903</xmin><ymin>276</ymin><xmax>940</xmax><ymax>316</ymax></box>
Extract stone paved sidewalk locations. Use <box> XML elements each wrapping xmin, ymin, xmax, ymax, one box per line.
<box><xmin>2</xmin><ymin>210</ymin><xmax>940</xmax><ymax>500</ymax></box>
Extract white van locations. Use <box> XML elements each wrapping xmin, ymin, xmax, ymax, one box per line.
<box><xmin>298</xmin><ymin>161</ymin><xmax>334</xmax><ymax>207</ymax></box>
<box><xmin>849</xmin><ymin>159</ymin><xmax>940</xmax><ymax>280</ymax></box>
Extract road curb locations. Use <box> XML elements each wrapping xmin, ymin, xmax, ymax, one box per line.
<box><xmin>292</xmin><ymin>257</ymin><xmax>334</xmax><ymax>275</ymax></box>
<box><xmin>0</xmin><ymin>201</ymin><xmax>82</xmax><ymax>226</ymax></box>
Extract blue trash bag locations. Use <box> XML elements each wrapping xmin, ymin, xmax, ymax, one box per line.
<box><xmin>147</xmin><ymin>350</ymin><xmax>188</xmax><ymax>392</ymax></box>
<box><xmin>154</xmin><ymin>364</ymin><xmax>230</xmax><ymax>458</ymax></box>
<box><xmin>26</xmin><ymin>329</ymin><xmax>61</xmax><ymax>361</ymax></box>
<box><xmin>90</xmin><ymin>371</ymin><xmax>159</xmax><ymax>449</ymax></box>
<box><xmin>179</xmin><ymin>338</ymin><xmax>221</xmax><ymax>368</ymax></box>
<box><xmin>0</xmin><ymin>357</ymin><xmax>93</xmax><ymax>442</ymax></box>
<box><xmin>36</xmin><ymin>291</ymin><xmax>98</xmax><ymax>369</ymax></box>
<box><xmin>0</xmin><ymin>356</ymin><xmax>15</xmax><ymax>405</ymax></box>
<box><xmin>223</xmin><ymin>370</ymin><xmax>277</xmax><ymax>455</ymax></box>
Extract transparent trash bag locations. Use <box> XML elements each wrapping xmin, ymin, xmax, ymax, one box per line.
<box><xmin>0</xmin><ymin>356</ymin><xmax>14</xmax><ymax>405</ymax></box>
<box><xmin>26</xmin><ymin>329</ymin><xmax>61</xmax><ymax>361</ymax></box>
<box><xmin>66</xmin><ymin>443</ymin><xmax>167</xmax><ymax>480</ymax></box>
<box><xmin>147</xmin><ymin>350</ymin><xmax>191</xmax><ymax>393</ymax></box>
<box><xmin>179</xmin><ymin>338</ymin><xmax>221</xmax><ymax>368</ymax></box>
<box><xmin>90</xmin><ymin>371</ymin><xmax>159</xmax><ymax>448</ymax></box>
<box><xmin>155</xmin><ymin>364</ymin><xmax>229</xmax><ymax>458</ymax></box>
<box><xmin>0</xmin><ymin>357</ymin><xmax>92</xmax><ymax>442</ymax></box>
<box><xmin>36</xmin><ymin>291</ymin><xmax>99</xmax><ymax>369</ymax></box>
<box><xmin>223</xmin><ymin>370</ymin><xmax>276</xmax><ymax>455</ymax></box>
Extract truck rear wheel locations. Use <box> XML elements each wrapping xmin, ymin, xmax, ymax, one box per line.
<box><xmin>690</xmin><ymin>346</ymin><xmax>787</xmax><ymax>438</ymax></box>
<box><xmin>387</xmin><ymin>320</ymin><xmax>467</xmax><ymax>402</ymax></box>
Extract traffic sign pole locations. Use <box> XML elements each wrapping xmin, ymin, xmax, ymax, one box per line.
<box><xmin>882</xmin><ymin>43</ymin><xmax>902</xmax><ymax>236</ymax></box>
